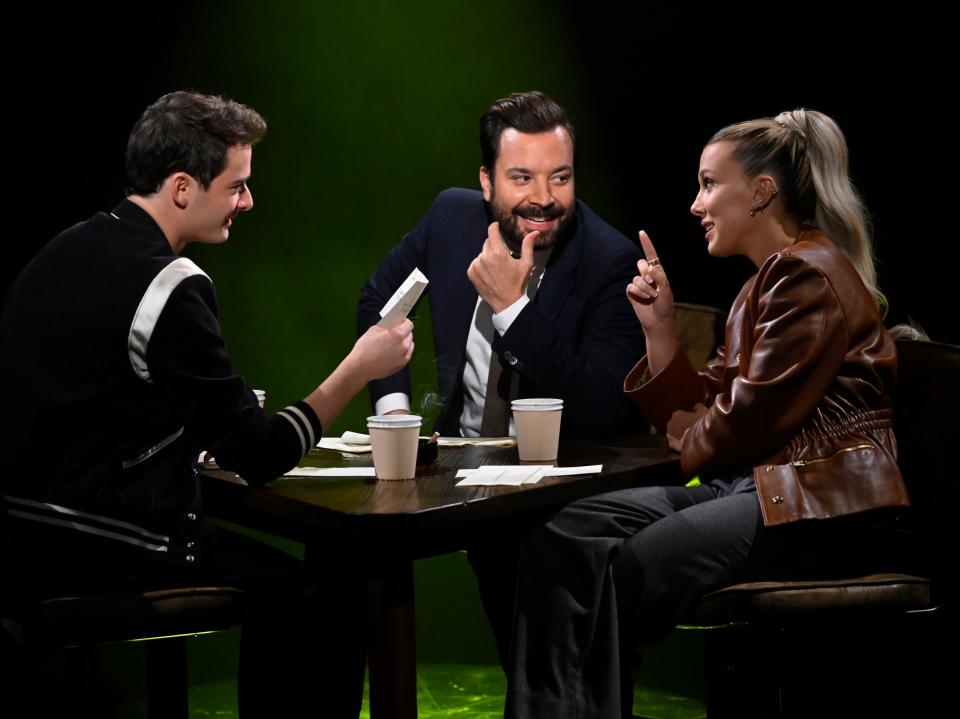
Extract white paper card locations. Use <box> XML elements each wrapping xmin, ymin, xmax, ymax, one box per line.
<box><xmin>455</xmin><ymin>464</ymin><xmax>602</xmax><ymax>486</ymax></box>
<box><xmin>542</xmin><ymin>464</ymin><xmax>603</xmax><ymax>477</ymax></box>
<box><xmin>455</xmin><ymin>465</ymin><xmax>552</xmax><ymax>486</ymax></box>
<box><xmin>437</xmin><ymin>436</ymin><xmax>516</xmax><ymax>447</ymax></box>
<box><xmin>282</xmin><ymin>467</ymin><xmax>377</xmax><ymax>477</ymax></box>
<box><xmin>315</xmin><ymin>437</ymin><xmax>373</xmax><ymax>453</ymax></box>
<box><xmin>378</xmin><ymin>267</ymin><xmax>429</xmax><ymax>328</ymax></box>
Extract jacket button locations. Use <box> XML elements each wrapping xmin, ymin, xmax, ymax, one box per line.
<box><xmin>503</xmin><ymin>351</ymin><xmax>514</xmax><ymax>362</ymax></box>
<box><xmin>185</xmin><ymin>554</ymin><xmax>196</xmax><ymax>563</ymax></box>
<box><xmin>186</xmin><ymin>513</ymin><xmax>197</xmax><ymax>521</ymax></box>
<box><xmin>508</xmin><ymin>355</ymin><xmax>519</xmax><ymax>366</ymax></box>
<box><xmin>187</xmin><ymin>541</ymin><xmax>196</xmax><ymax>549</ymax></box>
<box><xmin>772</xmin><ymin>496</ymin><xmax>784</xmax><ymax>504</ymax></box>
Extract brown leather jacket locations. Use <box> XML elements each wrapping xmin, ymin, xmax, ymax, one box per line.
<box><xmin>625</xmin><ymin>231</ymin><xmax>910</xmax><ymax>526</ymax></box>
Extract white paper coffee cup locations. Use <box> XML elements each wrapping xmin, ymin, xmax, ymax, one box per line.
<box><xmin>253</xmin><ymin>389</ymin><xmax>266</xmax><ymax>408</ymax></box>
<box><xmin>367</xmin><ymin>415</ymin><xmax>422</xmax><ymax>480</ymax></box>
<box><xmin>511</xmin><ymin>398</ymin><xmax>563</xmax><ymax>461</ymax></box>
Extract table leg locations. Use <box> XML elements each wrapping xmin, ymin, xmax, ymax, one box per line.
<box><xmin>366</xmin><ymin>558</ymin><xmax>417</xmax><ymax>719</ymax></box>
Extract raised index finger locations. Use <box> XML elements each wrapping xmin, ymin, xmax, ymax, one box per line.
<box><xmin>638</xmin><ymin>230</ymin><xmax>659</xmax><ymax>262</ymax></box>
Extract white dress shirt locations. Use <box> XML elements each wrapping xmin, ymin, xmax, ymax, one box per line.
<box><xmin>374</xmin><ymin>248</ymin><xmax>551</xmax><ymax>436</ymax></box>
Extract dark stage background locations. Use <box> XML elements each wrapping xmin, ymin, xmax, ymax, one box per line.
<box><xmin>4</xmin><ymin>1</ymin><xmax>952</xmax><ymax>711</ymax></box>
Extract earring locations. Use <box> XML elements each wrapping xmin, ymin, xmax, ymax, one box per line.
<box><xmin>749</xmin><ymin>188</ymin><xmax>780</xmax><ymax>217</ymax></box>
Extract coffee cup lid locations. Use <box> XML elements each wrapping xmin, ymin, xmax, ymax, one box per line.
<box><xmin>510</xmin><ymin>398</ymin><xmax>563</xmax><ymax>412</ymax></box>
<box><xmin>367</xmin><ymin>414</ymin><xmax>423</xmax><ymax>429</ymax></box>
<box><xmin>253</xmin><ymin>389</ymin><xmax>266</xmax><ymax>400</ymax></box>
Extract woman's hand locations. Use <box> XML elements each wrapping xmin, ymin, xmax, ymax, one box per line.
<box><xmin>665</xmin><ymin>403</ymin><xmax>708</xmax><ymax>452</ymax></box>
<box><xmin>627</xmin><ymin>231</ymin><xmax>679</xmax><ymax>374</ymax></box>
<box><xmin>626</xmin><ymin>231</ymin><xmax>675</xmax><ymax>335</ymax></box>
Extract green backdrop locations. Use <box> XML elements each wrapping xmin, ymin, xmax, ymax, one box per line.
<box><xmin>180</xmin><ymin>1</ymin><xmax>618</xmax><ymax>437</ymax></box>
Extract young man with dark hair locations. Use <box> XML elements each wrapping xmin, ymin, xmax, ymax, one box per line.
<box><xmin>1</xmin><ymin>90</ymin><xmax>413</xmax><ymax>716</ymax></box>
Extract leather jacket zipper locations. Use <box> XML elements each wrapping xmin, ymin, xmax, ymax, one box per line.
<box><xmin>790</xmin><ymin>443</ymin><xmax>873</xmax><ymax>468</ymax></box>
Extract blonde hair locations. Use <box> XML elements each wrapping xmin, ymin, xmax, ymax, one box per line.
<box><xmin>709</xmin><ymin>109</ymin><xmax>881</xmax><ymax>308</ymax></box>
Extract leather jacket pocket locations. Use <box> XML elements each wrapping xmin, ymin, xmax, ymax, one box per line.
<box><xmin>755</xmin><ymin>444</ymin><xmax>910</xmax><ymax>526</ymax></box>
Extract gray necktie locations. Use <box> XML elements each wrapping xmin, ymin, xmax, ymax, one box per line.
<box><xmin>480</xmin><ymin>332</ymin><xmax>511</xmax><ymax>437</ymax></box>
<box><xmin>473</xmin><ymin>254</ymin><xmax>549</xmax><ymax>439</ymax></box>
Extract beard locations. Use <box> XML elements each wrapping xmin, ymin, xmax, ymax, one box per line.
<box><xmin>490</xmin><ymin>195</ymin><xmax>576</xmax><ymax>253</ymax></box>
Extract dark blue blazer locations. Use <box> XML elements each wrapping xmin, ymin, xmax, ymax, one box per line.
<box><xmin>357</xmin><ymin>188</ymin><xmax>645</xmax><ymax>437</ymax></box>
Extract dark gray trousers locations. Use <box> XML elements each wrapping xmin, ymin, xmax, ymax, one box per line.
<box><xmin>504</xmin><ymin>477</ymin><xmax>911</xmax><ymax>719</ymax></box>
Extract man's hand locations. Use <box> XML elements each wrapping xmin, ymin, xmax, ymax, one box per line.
<box><xmin>350</xmin><ymin>319</ymin><xmax>415</xmax><ymax>383</ymax></box>
<box><xmin>306</xmin><ymin>319</ymin><xmax>414</xmax><ymax>431</ymax></box>
<box><xmin>665</xmin><ymin>403</ymin><xmax>708</xmax><ymax>452</ymax></box>
<box><xmin>467</xmin><ymin>222</ymin><xmax>539</xmax><ymax>314</ymax></box>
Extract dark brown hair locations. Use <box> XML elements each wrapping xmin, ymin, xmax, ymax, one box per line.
<box><xmin>479</xmin><ymin>91</ymin><xmax>575</xmax><ymax>171</ymax></box>
<box><xmin>125</xmin><ymin>91</ymin><xmax>266</xmax><ymax>195</ymax></box>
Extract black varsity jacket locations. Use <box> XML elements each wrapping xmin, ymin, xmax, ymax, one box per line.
<box><xmin>0</xmin><ymin>200</ymin><xmax>320</xmax><ymax>566</ymax></box>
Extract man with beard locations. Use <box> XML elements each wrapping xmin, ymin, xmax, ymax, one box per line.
<box><xmin>357</xmin><ymin>91</ymin><xmax>644</xmax><ymax>439</ymax></box>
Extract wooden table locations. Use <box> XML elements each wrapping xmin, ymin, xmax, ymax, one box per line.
<box><xmin>201</xmin><ymin>434</ymin><xmax>681</xmax><ymax>718</ymax></box>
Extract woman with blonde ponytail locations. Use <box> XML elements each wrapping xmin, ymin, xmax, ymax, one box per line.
<box><xmin>505</xmin><ymin>110</ymin><xmax>916</xmax><ymax>719</ymax></box>
<box><xmin>713</xmin><ymin>109</ymin><xmax>882</xmax><ymax>305</ymax></box>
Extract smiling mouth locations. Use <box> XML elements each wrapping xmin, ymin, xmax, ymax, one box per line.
<box><xmin>516</xmin><ymin>209</ymin><xmax>562</xmax><ymax>229</ymax></box>
<box><xmin>520</xmin><ymin>216</ymin><xmax>556</xmax><ymax>229</ymax></box>
<box><xmin>704</xmin><ymin>223</ymin><xmax>715</xmax><ymax>239</ymax></box>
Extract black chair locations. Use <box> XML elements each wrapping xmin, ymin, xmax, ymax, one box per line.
<box><xmin>0</xmin><ymin>525</ymin><xmax>247</xmax><ymax>719</ymax></box>
<box><xmin>674</xmin><ymin>339</ymin><xmax>959</xmax><ymax>717</ymax></box>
